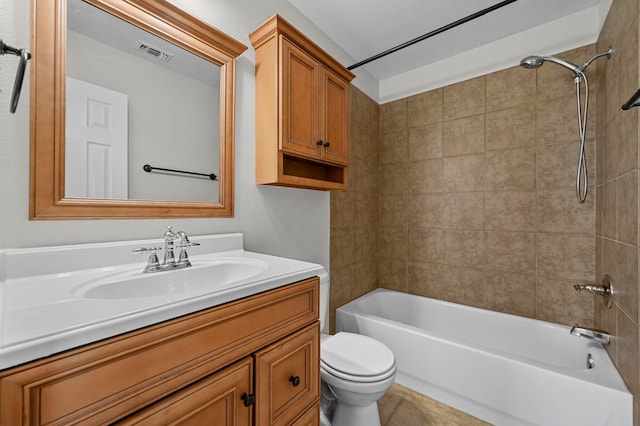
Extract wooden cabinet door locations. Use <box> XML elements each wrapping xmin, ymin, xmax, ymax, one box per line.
<box><xmin>117</xmin><ymin>357</ymin><xmax>253</xmax><ymax>426</ymax></box>
<box><xmin>254</xmin><ymin>323</ymin><xmax>320</xmax><ymax>426</ymax></box>
<box><xmin>280</xmin><ymin>37</ymin><xmax>321</xmax><ymax>160</ymax></box>
<box><xmin>320</xmin><ymin>67</ymin><xmax>349</xmax><ymax>166</ymax></box>
<box><xmin>291</xmin><ymin>402</ymin><xmax>320</xmax><ymax>426</ymax></box>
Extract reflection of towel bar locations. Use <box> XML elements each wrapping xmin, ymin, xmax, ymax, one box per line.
<box><xmin>143</xmin><ymin>164</ymin><xmax>217</xmax><ymax>181</ymax></box>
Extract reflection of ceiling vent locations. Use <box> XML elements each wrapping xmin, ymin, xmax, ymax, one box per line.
<box><xmin>134</xmin><ymin>40</ymin><xmax>174</xmax><ymax>62</ymax></box>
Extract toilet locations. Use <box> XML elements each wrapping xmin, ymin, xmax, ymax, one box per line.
<box><xmin>318</xmin><ymin>272</ymin><xmax>397</xmax><ymax>426</ymax></box>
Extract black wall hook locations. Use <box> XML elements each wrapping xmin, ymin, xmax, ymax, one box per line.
<box><xmin>0</xmin><ymin>39</ymin><xmax>31</xmax><ymax>113</ymax></box>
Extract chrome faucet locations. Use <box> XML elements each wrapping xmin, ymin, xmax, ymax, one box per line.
<box><xmin>133</xmin><ymin>227</ymin><xmax>200</xmax><ymax>273</ymax></box>
<box><xmin>570</xmin><ymin>325</ymin><xmax>610</xmax><ymax>345</ymax></box>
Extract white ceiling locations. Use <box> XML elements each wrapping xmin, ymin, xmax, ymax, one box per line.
<box><xmin>287</xmin><ymin>0</ymin><xmax>602</xmax><ymax>80</ymax></box>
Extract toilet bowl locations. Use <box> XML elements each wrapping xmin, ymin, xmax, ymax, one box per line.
<box><xmin>318</xmin><ymin>272</ymin><xmax>396</xmax><ymax>426</ymax></box>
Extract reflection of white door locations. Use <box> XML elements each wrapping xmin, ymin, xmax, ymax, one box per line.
<box><xmin>66</xmin><ymin>77</ymin><xmax>128</xmax><ymax>198</ymax></box>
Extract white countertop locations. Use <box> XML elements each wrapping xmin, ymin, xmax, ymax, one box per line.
<box><xmin>0</xmin><ymin>233</ymin><xmax>324</xmax><ymax>370</ymax></box>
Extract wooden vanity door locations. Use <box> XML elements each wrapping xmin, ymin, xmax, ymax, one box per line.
<box><xmin>116</xmin><ymin>357</ymin><xmax>253</xmax><ymax>426</ymax></box>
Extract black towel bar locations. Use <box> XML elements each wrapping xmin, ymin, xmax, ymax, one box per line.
<box><xmin>143</xmin><ymin>164</ymin><xmax>217</xmax><ymax>181</ymax></box>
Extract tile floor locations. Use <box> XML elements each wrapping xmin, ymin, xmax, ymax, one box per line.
<box><xmin>378</xmin><ymin>384</ymin><xmax>490</xmax><ymax>425</ymax></box>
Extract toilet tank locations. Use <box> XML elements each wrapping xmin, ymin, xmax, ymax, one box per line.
<box><xmin>318</xmin><ymin>271</ymin><xmax>329</xmax><ymax>334</ymax></box>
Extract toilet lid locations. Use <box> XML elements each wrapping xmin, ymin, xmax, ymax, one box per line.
<box><xmin>321</xmin><ymin>332</ymin><xmax>395</xmax><ymax>379</ymax></box>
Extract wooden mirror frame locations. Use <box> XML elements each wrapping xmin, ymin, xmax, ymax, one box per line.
<box><xmin>30</xmin><ymin>0</ymin><xmax>247</xmax><ymax>219</ymax></box>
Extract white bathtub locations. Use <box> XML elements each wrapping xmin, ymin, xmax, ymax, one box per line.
<box><xmin>336</xmin><ymin>289</ymin><xmax>632</xmax><ymax>426</ymax></box>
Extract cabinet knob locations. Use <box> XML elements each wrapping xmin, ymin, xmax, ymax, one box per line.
<box><xmin>289</xmin><ymin>375</ymin><xmax>301</xmax><ymax>387</ymax></box>
<box><xmin>241</xmin><ymin>392</ymin><xmax>255</xmax><ymax>407</ymax></box>
<box><xmin>323</xmin><ymin>141</ymin><xmax>330</xmax><ymax>148</ymax></box>
<box><xmin>316</xmin><ymin>140</ymin><xmax>323</xmax><ymax>146</ymax></box>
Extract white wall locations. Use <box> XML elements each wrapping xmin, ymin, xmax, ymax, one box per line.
<box><xmin>0</xmin><ymin>0</ymin><xmax>376</xmax><ymax>269</ymax></box>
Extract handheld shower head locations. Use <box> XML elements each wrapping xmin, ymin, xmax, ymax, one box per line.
<box><xmin>520</xmin><ymin>56</ymin><xmax>544</xmax><ymax>69</ymax></box>
<box><xmin>519</xmin><ymin>55</ymin><xmax>582</xmax><ymax>75</ymax></box>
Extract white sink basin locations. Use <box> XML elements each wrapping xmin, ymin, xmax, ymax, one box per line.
<box><xmin>76</xmin><ymin>258</ymin><xmax>269</xmax><ymax>299</ymax></box>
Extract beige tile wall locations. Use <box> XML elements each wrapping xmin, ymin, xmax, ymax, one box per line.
<box><xmin>329</xmin><ymin>87</ymin><xmax>379</xmax><ymax>332</ymax></box>
<box><xmin>377</xmin><ymin>44</ymin><xmax>597</xmax><ymax>325</ymax></box>
<box><xmin>594</xmin><ymin>0</ymin><xmax>640</xmax><ymax>422</ymax></box>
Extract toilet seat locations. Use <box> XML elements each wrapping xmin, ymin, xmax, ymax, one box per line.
<box><xmin>321</xmin><ymin>332</ymin><xmax>396</xmax><ymax>383</ymax></box>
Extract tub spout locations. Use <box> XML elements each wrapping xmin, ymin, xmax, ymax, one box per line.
<box><xmin>570</xmin><ymin>325</ymin><xmax>610</xmax><ymax>345</ymax></box>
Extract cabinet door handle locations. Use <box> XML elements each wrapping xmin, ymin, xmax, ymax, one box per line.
<box><xmin>289</xmin><ymin>375</ymin><xmax>301</xmax><ymax>387</ymax></box>
<box><xmin>316</xmin><ymin>140</ymin><xmax>323</xmax><ymax>146</ymax></box>
<box><xmin>323</xmin><ymin>142</ymin><xmax>330</xmax><ymax>148</ymax></box>
<box><xmin>241</xmin><ymin>392</ymin><xmax>255</xmax><ymax>407</ymax></box>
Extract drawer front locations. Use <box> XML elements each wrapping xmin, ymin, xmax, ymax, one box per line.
<box><xmin>0</xmin><ymin>278</ymin><xmax>318</xmax><ymax>425</ymax></box>
<box><xmin>117</xmin><ymin>357</ymin><xmax>253</xmax><ymax>426</ymax></box>
<box><xmin>254</xmin><ymin>322</ymin><xmax>320</xmax><ymax>426</ymax></box>
<box><xmin>291</xmin><ymin>402</ymin><xmax>320</xmax><ymax>426</ymax></box>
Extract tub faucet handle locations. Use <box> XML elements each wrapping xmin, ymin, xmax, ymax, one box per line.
<box><xmin>573</xmin><ymin>275</ymin><xmax>613</xmax><ymax>308</ymax></box>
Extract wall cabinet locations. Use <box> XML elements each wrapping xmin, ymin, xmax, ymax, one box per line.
<box><xmin>0</xmin><ymin>278</ymin><xmax>320</xmax><ymax>425</ymax></box>
<box><xmin>251</xmin><ymin>14</ymin><xmax>355</xmax><ymax>191</ymax></box>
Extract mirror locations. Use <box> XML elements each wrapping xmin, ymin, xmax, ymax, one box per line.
<box><xmin>30</xmin><ymin>0</ymin><xmax>247</xmax><ymax>219</ymax></box>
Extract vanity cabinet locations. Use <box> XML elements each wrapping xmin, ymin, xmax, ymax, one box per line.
<box><xmin>0</xmin><ymin>278</ymin><xmax>320</xmax><ymax>425</ymax></box>
<box><xmin>250</xmin><ymin>14</ymin><xmax>355</xmax><ymax>191</ymax></box>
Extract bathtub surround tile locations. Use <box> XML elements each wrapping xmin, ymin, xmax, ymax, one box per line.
<box><xmin>379</xmin><ymin>163</ymin><xmax>408</xmax><ymax>195</ymax></box>
<box><xmin>618</xmin><ymin>171</ymin><xmax>638</xmax><ymax>245</ymax></box>
<box><xmin>352</xmin><ymin>260</ymin><xmax>378</xmax><ymax>298</ymax></box>
<box><xmin>443</xmin><ymin>114</ymin><xmax>485</xmax><ymax>157</ymax></box>
<box><xmin>605</xmin><ymin>115</ymin><xmax>620</xmax><ymax>182</ymax></box>
<box><xmin>379</xmin><ymin>195</ymin><xmax>408</xmax><ymax>227</ymax></box>
<box><xmin>537</xmin><ymin>139</ymin><xmax>596</xmax><ymax>189</ymax></box>
<box><xmin>353</xmin><ymin>226</ymin><xmax>378</xmax><ymax>264</ymax></box>
<box><xmin>408</xmin><ymin>193</ymin><xmax>444</xmax><ymax>228</ymax></box>
<box><xmin>379</xmin><ymin>226</ymin><xmax>408</xmax><ymax>259</ymax></box>
<box><xmin>409</xmin><ymin>159</ymin><xmax>444</xmax><ymax>194</ymax></box>
<box><xmin>617</xmin><ymin>310</ymin><xmax>639</xmax><ymax>398</ymax></box>
<box><xmin>330</xmin><ymin>191</ymin><xmax>353</xmax><ymax>229</ymax></box>
<box><xmin>486</xmin><ymin>104</ymin><xmax>536</xmax><ymax>151</ymax></box>
<box><xmin>603</xmin><ymin>179</ymin><xmax>618</xmax><ymax>239</ymax></box>
<box><xmin>379</xmin><ymin>130</ymin><xmax>408</xmax><ymax>165</ymax></box>
<box><xmin>408</xmin><ymin>262</ymin><xmax>443</xmax><ymax>299</ymax></box>
<box><xmin>618</xmin><ymin>107</ymin><xmax>638</xmax><ymax>175</ymax></box>
<box><xmin>616</xmin><ymin>243</ymin><xmax>638</xmax><ymax>321</ymax></box>
<box><xmin>442</xmin><ymin>265</ymin><xmax>486</xmax><ymax>308</ymax></box>
<box><xmin>380</xmin><ymin>98</ymin><xmax>407</xmax><ymax>134</ymax></box>
<box><xmin>408</xmin><ymin>228</ymin><xmax>443</xmax><ymax>263</ymax></box>
<box><xmin>354</xmin><ymin>192</ymin><xmax>377</xmax><ymax>228</ymax></box>
<box><xmin>444</xmin><ymin>230</ymin><xmax>485</xmax><ymax>269</ymax></box>
<box><xmin>537</xmin><ymin>233</ymin><xmax>595</xmax><ymax>282</ymax></box>
<box><xmin>329</xmin><ymin>264</ymin><xmax>353</xmax><ymax>320</ymax></box>
<box><xmin>537</xmin><ymin>94</ymin><xmax>596</xmax><ymax>145</ymax></box>
<box><xmin>443</xmin><ymin>76</ymin><xmax>485</xmax><ymax>121</ymax></box>
<box><xmin>485</xmin><ymin>66</ymin><xmax>536</xmax><ymax>112</ymax></box>
<box><xmin>409</xmin><ymin>123</ymin><xmax>443</xmax><ymax>160</ymax></box>
<box><xmin>408</xmin><ymin>89</ymin><xmax>443</xmax><ymax>127</ymax></box>
<box><xmin>485</xmin><ymin>272</ymin><xmax>536</xmax><ymax>318</ymax></box>
<box><xmin>486</xmin><ymin>231</ymin><xmax>536</xmax><ymax>274</ymax></box>
<box><xmin>536</xmin><ymin>276</ymin><xmax>595</xmax><ymax>326</ymax></box>
<box><xmin>443</xmin><ymin>192</ymin><xmax>485</xmax><ymax>230</ymax></box>
<box><xmin>379</xmin><ymin>257</ymin><xmax>408</xmax><ymax>292</ymax></box>
<box><xmin>443</xmin><ymin>154</ymin><xmax>485</xmax><ymax>192</ymax></box>
<box><xmin>538</xmin><ymin>188</ymin><xmax>595</xmax><ymax>234</ymax></box>
<box><xmin>330</xmin><ymin>227</ymin><xmax>353</xmax><ymax>269</ymax></box>
<box><xmin>485</xmin><ymin>147</ymin><xmax>536</xmax><ymax>191</ymax></box>
<box><xmin>485</xmin><ymin>191</ymin><xmax>537</xmax><ymax>231</ymax></box>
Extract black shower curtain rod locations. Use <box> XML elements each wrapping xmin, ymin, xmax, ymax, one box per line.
<box><xmin>347</xmin><ymin>0</ymin><xmax>520</xmax><ymax>71</ymax></box>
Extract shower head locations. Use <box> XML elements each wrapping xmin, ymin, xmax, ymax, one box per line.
<box><xmin>520</xmin><ymin>56</ymin><xmax>544</xmax><ymax>69</ymax></box>
<box><xmin>519</xmin><ymin>55</ymin><xmax>582</xmax><ymax>75</ymax></box>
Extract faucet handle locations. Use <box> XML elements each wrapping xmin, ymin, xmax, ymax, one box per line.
<box><xmin>132</xmin><ymin>246</ymin><xmax>162</xmax><ymax>273</ymax></box>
